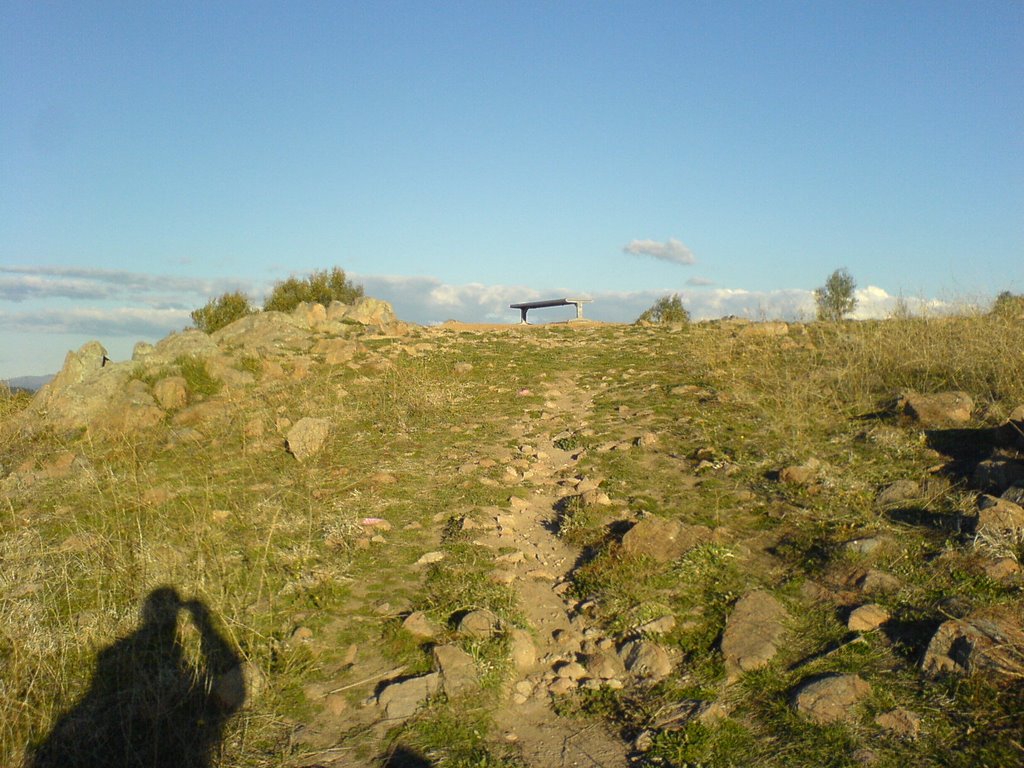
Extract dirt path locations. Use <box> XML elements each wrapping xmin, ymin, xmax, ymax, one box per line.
<box><xmin>475</xmin><ymin>373</ymin><xmax>630</xmax><ymax>767</ymax></box>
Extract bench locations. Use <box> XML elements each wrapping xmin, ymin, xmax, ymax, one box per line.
<box><xmin>509</xmin><ymin>298</ymin><xmax>593</xmax><ymax>324</ymax></box>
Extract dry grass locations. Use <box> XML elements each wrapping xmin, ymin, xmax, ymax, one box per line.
<box><xmin>1</xmin><ymin>309</ymin><xmax>1022</xmax><ymax>767</ymax></box>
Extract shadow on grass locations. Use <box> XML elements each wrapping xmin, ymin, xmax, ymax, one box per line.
<box><xmin>28</xmin><ymin>587</ymin><xmax>244</xmax><ymax>768</ymax></box>
<box><xmin>380</xmin><ymin>745</ymin><xmax>434</xmax><ymax>767</ymax></box>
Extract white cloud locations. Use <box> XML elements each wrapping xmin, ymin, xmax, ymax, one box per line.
<box><xmin>0</xmin><ymin>306</ymin><xmax>191</xmax><ymax>336</ymax></box>
<box><xmin>0</xmin><ymin>265</ymin><xmax>253</xmax><ymax>305</ymax></box>
<box><xmin>622</xmin><ymin>238</ymin><xmax>696</xmax><ymax>265</ymax></box>
<box><xmin>686</xmin><ymin>276</ymin><xmax>716</xmax><ymax>287</ymax></box>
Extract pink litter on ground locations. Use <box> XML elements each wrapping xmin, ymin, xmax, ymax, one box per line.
<box><xmin>361</xmin><ymin>517</ymin><xmax>388</xmax><ymax>527</ymax></box>
<box><xmin>517</xmin><ymin>389</ymin><xmax>531</xmax><ymax>396</ymax></box>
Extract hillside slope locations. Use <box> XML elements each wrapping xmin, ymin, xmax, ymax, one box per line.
<box><xmin>1</xmin><ymin>302</ymin><xmax>1022</xmax><ymax>767</ymax></box>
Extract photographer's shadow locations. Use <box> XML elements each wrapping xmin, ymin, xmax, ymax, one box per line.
<box><xmin>29</xmin><ymin>587</ymin><xmax>245</xmax><ymax>768</ymax></box>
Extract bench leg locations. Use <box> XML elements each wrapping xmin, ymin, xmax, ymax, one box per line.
<box><xmin>520</xmin><ymin>308</ymin><xmax>529</xmax><ymax>324</ymax></box>
<box><xmin>573</xmin><ymin>302</ymin><xmax>584</xmax><ymax>319</ymax></box>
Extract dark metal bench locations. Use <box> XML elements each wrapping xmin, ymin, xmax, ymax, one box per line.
<box><xmin>509</xmin><ymin>298</ymin><xmax>593</xmax><ymax>324</ymax></box>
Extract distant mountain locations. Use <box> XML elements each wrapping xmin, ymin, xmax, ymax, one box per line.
<box><xmin>3</xmin><ymin>374</ymin><xmax>54</xmax><ymax>393</ymax></box>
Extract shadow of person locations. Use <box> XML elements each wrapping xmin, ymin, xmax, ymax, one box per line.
<box><xmin>28</xmin><ymin>587</ymin><xmax>245</xmax><ymax>768</ymax></box>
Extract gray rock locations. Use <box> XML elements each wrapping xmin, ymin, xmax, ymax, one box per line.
<box><xmin>898</xmin><ymin>390</ymin><xmax>973</xmax><ymax>426</ymax></box>
<box><xmin>843</xmin><ymin>537</ymin><xmax>888</xmax><ymax>556</ymax></box>
<box><xmin>432</xmin><ymin>644</ymin><xmax>479</xmax><ymax>696</ymax></box>
<box><xmin>721</xmin><ymin>591</ymin><xmax>788</xmax><ymax>681</ymax></box>
<box><xmin>286</xmin><ymin>417</ymin><xmax>331</xmax><ymax>461</ymax></box>
<box><xmin>620</xmin><ymin>517</ymin><xmax>712</xmax><ymax>562</ymax></box>
<box><xmin>211</xmin><ymin>312</ymin><xmax>314</xmax><ymax>355</ymax></box>
<box><xmin>377</xmin><ymin>673</ymin><xmax>440</xmax><ymax>720</ymax></box>
<box><xmin>792</xmin><ymin>674</ymin><xmax>871</xmax><ymax>724</ymax></box>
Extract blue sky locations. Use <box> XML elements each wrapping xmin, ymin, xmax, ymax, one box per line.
<box><xmin>2</xmin><ymin>1</ymin><xmax>1022</xmax><ymax>379</ymax></box>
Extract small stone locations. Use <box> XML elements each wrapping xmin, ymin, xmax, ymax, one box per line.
<box><xmin>875</xmin><ymin>708</ymin><xmax>921</xmax><ymax>739</ymax></box>
<box><xmin>621</xmin><ymin>517</ymin><xmax>712</xmax><ymax>562</ymax></box>
<box><xmin>377</xmin><ymin>673</ymin><xmax>440</xmax><ymax>720</ymax></box>
<box><xmin>554</xmin><ymin>661</ymin><xmax>587</xmax><ymax>680</ymax></box>
<box><xmin>779</xmin><ymin>461</ymin><xmax>819</xmax><ymax>486</ymax></box>
<box><xmin>548</xmin><ymin>677</ymin><xmax>577</xmax><ymax>696</ymax></box>
<box><xmin>508</xmin><ymin>628</ymin><xmax>537</xmax><ymax>672</ymax></box>
<box><xmin>458</xmin><ymin>609</ymin><xmax>500</xmax><ymax>639</ymax></box>
<box><xmin>898</xmin><ymin>391</ymin><xmax>973</xmax><ymax>426</ymax></box>
<box><xmin>844</xmin><ymin>537</ymin><xmax>887</xmax><ymax>556</ymax></box>
<box><xmin>848</xmin><ymin>604</ymin><xmax>890</xmax><ymax>632</ymax></box>
<box><xmin>402</xmin><ymin>611</ymin><xmax>437</xmax><ymax>640</ymax></box>
<box><xmin>415</xmin><ymin>551</ymin><xmax>445</xmax><ymax>565</ymax></box>
<box><xmin>286</xmin><ymin>417</ymin><xmax>331</xmax><ymax>461</ymax></box>
<box><xmin>976</xmin><ymin>494</ymin><xmax>1024</xmax><ymax>532</ymax></box>
<box><xmin>875</xmin><ymin>480</ymin><xmax>921</xmax><ymax>507</ymax></box>
<box><xmin>619</xmin><ymin>639</ymin><xmax>672</xmax><ymax>681</ymax></box>
<box><xmin>721</xmin><ymin>590</ymin><xmax>788</xmax><ymax>680</ymax></box>
<box><xmin>857</xmin><ymin>569</ymin><xmax>901</xmax><ymax>595</ymax></box>
<box><xmin>638</xmin><ymin>615</ymin><xmax>676</xmax><ymax>635</ymax></box>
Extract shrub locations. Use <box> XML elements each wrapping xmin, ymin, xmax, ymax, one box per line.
<box><xmin>263</xmin><ymin>267</ymin><xmax>364</xmax><ymax>313</ymax></box>
<box><xmin>991</xmin><ymin>290</ymin><xmax>1024</xmax><ymax>318</ymax></box>
<box><xmin>636</xmin><ymin>293</ymin><xmax>690</xmax><ymax>325</ymax></box>
<box><xmin>814</xmin><ymin>268</ymin><xmax>857</xmax><ymax>321</ymax></box>
<box><xmin>190</xmin><ymin>291</ymin><xmax>255</xmax><ymax>334</ymax></box>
